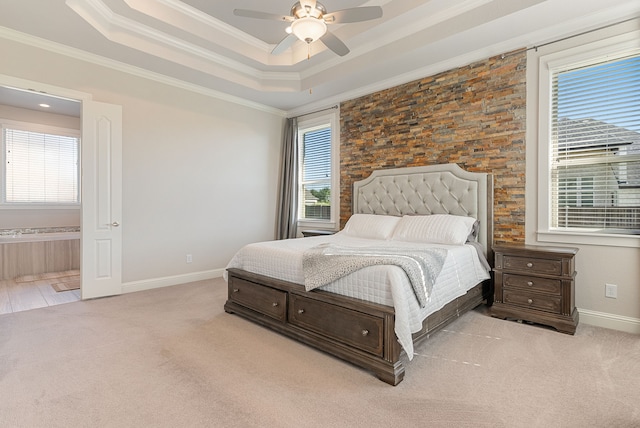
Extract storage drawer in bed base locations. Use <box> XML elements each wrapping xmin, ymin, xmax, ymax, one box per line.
<box><xmin>224</xmin><ymin>268</ymin><xmax>488</xmax><ymax>386</ymax></box>
<box><xmin>289</xmin><ymin>293</ymin><xmax>384</xmax><ymax>357</ymax></box>
<box><xmin>227</xmin><ymin>276</ymin><xmax>287</xmax><ymax>322</ymax></box>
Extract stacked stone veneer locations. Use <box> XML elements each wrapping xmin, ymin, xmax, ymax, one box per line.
<box><xmin>340</xmin><ymin>50</ymin><xmax>527</xmax><ymax>244</ymax></box>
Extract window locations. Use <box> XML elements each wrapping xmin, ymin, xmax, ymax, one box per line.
<box><xmin>2</xmin><ymin>122</ymin><xmax>80</xmax><ymax>205</ymax></box>
<box><xmin>296</xmin><ymin>110</ymin><xmax>339</xmax><ymax>226</ymax></box>
<box><xmin>550</xmin><ymin>54</ymin><xmax>640</xmax><ymax>234</ymax></box>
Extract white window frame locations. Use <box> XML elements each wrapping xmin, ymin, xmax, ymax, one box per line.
<box><xmin>296</xmin><ymin>109</ymin><xmax>340</xmax><ymax>231</ymax></box>
<box><xmin>529</xmin><ymin>20</ymin><xmax>640</xmax><ymax>248</ymax></box>
<box><xmin>1</xmin><ymin>119</ymin><xmax>81</xmax><ymax>209</ymax></box>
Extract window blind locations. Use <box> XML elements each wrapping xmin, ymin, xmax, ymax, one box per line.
<box><xmin>4</xmin><ymin>127</ymin><xmax>79</xmax><ymax>204</ymax></box>
<box><xmin>550</xmin><ymin>54</ymin><xmax>640</xmax><ymax>234</ymax></box>
<box><xmin>299</xmin><ymin>126</ymin><xmax>331</xmax><ymax>220</ymax></box>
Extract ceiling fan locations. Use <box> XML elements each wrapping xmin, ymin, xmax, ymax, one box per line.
<box><xmin>233</xmin><ymin>1</ymin><xmax>383</xmax><ymax>57</ymax></box>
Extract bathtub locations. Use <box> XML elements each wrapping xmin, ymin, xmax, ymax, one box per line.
<box><xmin>0</xmin><ymin>230</ymin><xmax>80</xmax><ymax>280</ymax></box>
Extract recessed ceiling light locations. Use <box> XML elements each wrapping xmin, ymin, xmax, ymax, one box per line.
<box><xmin>39</xmin><ymin>103</ymin><xmax>50</xmax><ymax>108</ymax></box>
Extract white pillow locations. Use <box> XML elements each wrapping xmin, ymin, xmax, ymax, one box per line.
<box><xmin>390</xmin><ymin>214</ymin><xmax>477</xmax><ymax>245</ymax></box>
<box><xmin>341</xmin><ymin>214</ymin><xmax>401</xmax><ymax>240</ymax></box>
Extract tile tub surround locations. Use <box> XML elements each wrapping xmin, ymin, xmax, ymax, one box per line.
<box><xmin>0</xmin><ymin>228</ymin><xmax>80</xmax><ymax>280</ymax></box>
<box><xmin>0</xmin><ymin>226</ymin><xmax>80</xmax><ymax>241</ymax></box>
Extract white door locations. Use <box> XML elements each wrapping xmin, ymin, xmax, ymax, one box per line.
<box><xmin>81</xmin><ymin>101</ymin><xmax>123</xmax><ymax>299</ymax></box>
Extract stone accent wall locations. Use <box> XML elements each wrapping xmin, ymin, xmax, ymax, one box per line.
<box><xmin>340</xmin><ymin>50</ymin><xmax>527</xmax><ymax>244</ymax></box>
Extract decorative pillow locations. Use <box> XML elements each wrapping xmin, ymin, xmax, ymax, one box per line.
<box><xmin>341</xmin><ymin>214</ymin><xmax>401</xmax><ymax>240</ymax></box>
<box><xmin>390</xmin><ymin>214</ymin><xmax>478</xmax><ymax>245</ymax></box>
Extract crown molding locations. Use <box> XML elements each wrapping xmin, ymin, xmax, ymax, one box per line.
<box><xmin>298</xmin><ymin>0</ymin><xmax>500</xmax><ymax>82</ymax></box>
<box><xmin>290</xmin><ymin>7</ymin><xmax>640</xmax><ymax>116</ymax></box>
<box><xmin>124</xmin><ymin>0</ymin><xmax>289</xmax><ymax>67</ymax></box>
<box><xmin>66</xmin><ymin>0</ymin><xmax>286</xmax><ymax>86</ymax></box>
<box><xmin>69</xmin><ymin>0</ymin><xmax>302</xmax><ymax>68</ymax></box>
<box><xmin>141</xmin><ymin>0</ymin><xmax>271</xmax><ymax>51</ymax></box>
<box><xmin>0</xmin><ymin>26</ymin><xmax>286</xmax><ymax>116</ymax></box>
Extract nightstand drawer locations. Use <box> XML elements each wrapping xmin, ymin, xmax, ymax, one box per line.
<box><xmin>503</xmin><ymin>255</ymin><xmax>562</xmax><ymax>276</ymax></box>
<box><xmin>503</xmin><ymin>289</ymin><xmax>561</xmax><ymax>314</ymax></box>
<box><xmin>503</xmin><ymin>273</ymin><xmax>561</xmax><ymax>295</ymax></box>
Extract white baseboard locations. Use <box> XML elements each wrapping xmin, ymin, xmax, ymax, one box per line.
<box><xmin>122</xmin><ymin>268</ymin><xmax>225</xmax><ymax>294</ymax></box>
<box><xmin>578</xmin><ymin>308</ymin><xmax>640</xmax><ymax>335</ymax></box>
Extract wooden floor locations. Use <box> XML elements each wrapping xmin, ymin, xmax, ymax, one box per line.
<box><xmin>0</xmin><ymin>274</ymin><xmax>81</xmax><ymax>315</ymax></box>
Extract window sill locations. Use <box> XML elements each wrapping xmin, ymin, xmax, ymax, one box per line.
<box><xmin>537</xmin><ymin>230</ymin><xmax>640</xmax><ymax>248</ymax></box>
<box><xmin>297</xmin><ymin>219</ymin><xmax>336</xmax><ymax>230</ymax></box>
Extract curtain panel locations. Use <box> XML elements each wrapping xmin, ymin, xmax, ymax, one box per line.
<box><xmin>276</xmin><ymin>117</ymin><xmax>299</xmax><ymax>239</ymax></box>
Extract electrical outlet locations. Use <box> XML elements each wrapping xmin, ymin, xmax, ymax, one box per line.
<box><xmin>186</xmin><ymin>254</ymin><xmax>193</xmax><ymax>263</ymax></box>
<box><xmin>605</xmin><ymin>283</ymin><xmax>617</xmax><ymax>299</ymax></box>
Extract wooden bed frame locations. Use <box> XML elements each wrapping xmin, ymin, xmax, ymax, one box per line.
<box><xmin>224</xmin><ymin>164</ymin><xmax>493</xmax><ymax>385</ymax></box>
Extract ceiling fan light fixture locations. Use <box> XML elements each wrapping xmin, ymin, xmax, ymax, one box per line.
<box><xmin>291</xmin><ymin>16</ymin><xmax>327</xmax><ymax>43</ymax></box>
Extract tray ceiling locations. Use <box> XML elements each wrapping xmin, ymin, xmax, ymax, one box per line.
<box><xmin>0</xmin><ymin>0</ymin><xmax>639</xmax><ymax>113</ymax></box>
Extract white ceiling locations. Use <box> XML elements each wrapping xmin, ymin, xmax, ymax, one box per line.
<box><xmin>0</xmin><ymin>0</ymin><xmax>639</xmax><ymax>115</ymax></box>
<box><xmin>0</xmin><ymin>85</ymin><xmax>82</xmax><ymax>117</ymax></box>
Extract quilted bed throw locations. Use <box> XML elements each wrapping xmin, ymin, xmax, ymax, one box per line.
<box><xmin>302</xmin><ymin>244</ymin><xmax>447</xmax><ymax>308</ymax></box>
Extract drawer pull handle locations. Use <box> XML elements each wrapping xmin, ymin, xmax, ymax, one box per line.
<box><xmin>232</xmin><ymin>288</ymin><xmax>239</xmax><ymax>293</ymax></box>
<box><xmin>527</xmin><ymin>281</ymin><xmax>534</xmax><ymax>286</ymax></box>
<box><xmin>298</xmin><ymin>309</ymin><xmax>305</xmax><ymax>314</ymax></box>
<box><xmin>272</xmin><ymin>302</ymin><xmax>278</xmax><ymax>307</ymax></box>
<box><xmin>527</xmin><ymin>298</ymin><xmax>533</xmax><ymax>304</ymax></box>
<box><xmin>362</xmin><ymin>329</ymin><xmax>369</xmax><ymax>336</ymax></box>
<box><xmin>526</xmin><ymin>262</ymin><xmax>533</xmax><ymax>268</ymax></box>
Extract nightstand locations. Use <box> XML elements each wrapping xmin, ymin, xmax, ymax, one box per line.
<box><xmin>491</xmin><ymin>244</ymin><xmax>579</xmax><ymax>334</ymax></box>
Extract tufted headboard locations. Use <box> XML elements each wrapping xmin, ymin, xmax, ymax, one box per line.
<box><xmin>353</xmin><ymin>164</ymin><xmax>493</xmax><ymax>259</ymax></box>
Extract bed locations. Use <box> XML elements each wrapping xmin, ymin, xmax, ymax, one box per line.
<box><xmin>224</xmin><ymin>164</ymin><xmax>493</xmax><ymax>385</ymax></box>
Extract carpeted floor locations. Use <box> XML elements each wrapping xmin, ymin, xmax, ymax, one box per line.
<box><xmin>0</xmin><ymin>277</ymin><xmax>638</xmax><ymax>427</ymax></box>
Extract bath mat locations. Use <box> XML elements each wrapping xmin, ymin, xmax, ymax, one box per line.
<box><xmin>51</xmin><ymin>275</ymin><xmax>81</xmax><ymax>292</ymax></box>
<box><xmin>15</xmin><ymin>270</ymin><xmax>79</xmax><ymax>283</ymax></box>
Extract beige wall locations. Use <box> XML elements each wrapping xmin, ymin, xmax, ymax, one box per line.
<box><xmin>0</xmin><ymin>37</ymin><xmax>284</xmax><ymax>284</ymax></box>
<box><xmin>525</xmin><ymin>20</ymin><xmax>640</xmax><ymax>333</ymax></box>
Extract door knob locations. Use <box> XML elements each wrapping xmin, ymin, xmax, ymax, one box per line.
<box><xmin>111</xmin><ymin>221</ymin><xmax>120</xmax><ymax>227</ymax></box>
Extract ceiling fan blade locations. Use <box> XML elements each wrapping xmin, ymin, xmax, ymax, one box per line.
<box><xmin>233</xmin><ymin>9</ymin><xmax>293</xmax><ymax>22</ymax></box>
<box><xmin>320</xmin><ymin>31</ymin><xmax>349</xmax><ymax>56</ymax></box>
<box><xmin>324</xmin><ymin>6</ymin><xmax>383</xmax><ymax>24</ymax></box>
<box><xmin>271</xmin><ymin>34</ymin><xmax>297</xmax><ymax>55</ymax></box>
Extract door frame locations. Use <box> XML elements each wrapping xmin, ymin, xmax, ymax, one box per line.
<box><xmin>0</xmin><ymin>74</ymin><xmax>122</xmax><ymax>298</ymax></box>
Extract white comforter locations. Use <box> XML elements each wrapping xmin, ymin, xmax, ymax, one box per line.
<box><xmin>225</xmin><ymin>232</ymin><xmax>490</xmax><ymax>358</ymax></box>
